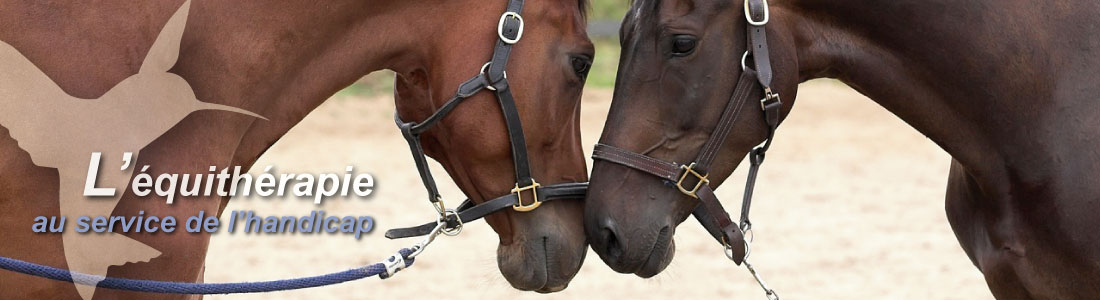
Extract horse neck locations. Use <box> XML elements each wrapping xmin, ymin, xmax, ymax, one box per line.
<box><xmin>186</xmin><ymin>0</ymin><xmax>442</xmax><ymax>167</ymax></box>
<box><xmin>777</xmin><ymin>0</ymin><xmax>1095</xmax><ymax>181</ymax></box>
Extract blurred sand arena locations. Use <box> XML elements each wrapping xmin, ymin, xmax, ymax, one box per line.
<box><xmin>206</xmin><ymin>80</ymin><xmax>994</xmax><ymax>299</ymax></box>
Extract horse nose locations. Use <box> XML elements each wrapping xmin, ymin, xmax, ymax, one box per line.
<box><xmin>593</xmin><ymin>218</ymin><xmax>624</xmax><ymax>262</ymax></box>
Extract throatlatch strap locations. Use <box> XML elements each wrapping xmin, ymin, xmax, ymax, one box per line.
<box><xmin>397</xmin><ymin>121</ymin><xmax>442</xmax><ymax>203</ymax></box>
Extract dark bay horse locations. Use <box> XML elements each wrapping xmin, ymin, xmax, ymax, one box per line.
<box><xmin>584</xmin><ymin>0</ymin><xmax>1100</xmax><ymax>298</ymax></box>
<box><xmin>0</xmin><ymin>0</ymin><xmax>594</xmax><ymax>298</ymax></box>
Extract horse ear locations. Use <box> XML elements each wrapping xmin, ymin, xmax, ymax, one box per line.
<box><xmin>140</xmin><ymin>0</ymin><xmax>191</xmax><ymax>74</ymax></box>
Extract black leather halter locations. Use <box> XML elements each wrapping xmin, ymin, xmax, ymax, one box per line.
<box><xmin>386</xmin><ymin>0</ymin><xmax>587</xmax><ymax>239</ymax></box>
<box><xmin>592</xmin><ymin>0</ymin><xmax>780</xmax><ymax>269</ymax></box>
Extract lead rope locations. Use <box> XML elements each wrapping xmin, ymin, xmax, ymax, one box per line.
<box><xmin>729</xmin><ymin>150</ymin><xmax>779</xmax><ymax>300</ymax></box>
<box><xmin>731</xmin><ymin>0</ymin><xmax>780</xmax><ymax>299</ymax></box>
<box><xmin>727</xmin><ymin>149</ymin><xmax>778</xmax><ymax>300</ymax></box>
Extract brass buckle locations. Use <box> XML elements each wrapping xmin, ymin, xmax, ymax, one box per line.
<box><xmin>511</xmin><ymin>180</ymin><xmax>542</xmax><ymax>212</ymax></box>
<box><xmin>676</xmin><ymin>163</ymin><xmax>710</xmax><ymax>198</ymax></box>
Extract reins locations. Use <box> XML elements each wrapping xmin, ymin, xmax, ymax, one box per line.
<box><xmin>591</xmin><ymin>0</ymin><xmax>782</xmax><ymax>299</ymax></box>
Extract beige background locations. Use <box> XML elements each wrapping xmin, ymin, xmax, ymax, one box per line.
<box><xmin>206</xmin><ymin>80</ymin><xmax>994</xmax><ymax>299</ymax></box>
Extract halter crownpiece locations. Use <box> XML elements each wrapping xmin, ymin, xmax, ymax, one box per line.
<box><xmin>592</xmin><ymin>0</ymin><xmax>780</xmax><ymax>298</ymax></box>
<box><xmin>386</xmin><ymin>0</ymin><xmax>587</xmax><ymax>240</ymax></box>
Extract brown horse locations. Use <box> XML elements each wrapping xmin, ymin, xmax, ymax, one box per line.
<box><xmin>0</xmin><ymin>0</ymin><xmax>593</xmax><ymax>298</ymax></box>
<box><xmin>585</xmin><ymin>0</ymin><xmax>1100</xmax><ymax>298</ymax></box>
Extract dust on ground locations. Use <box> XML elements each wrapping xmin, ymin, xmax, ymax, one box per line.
<box><xmin>206</xmin><ymin>80</ymin><xmax>993</xmax><ymax>299</ymax></box>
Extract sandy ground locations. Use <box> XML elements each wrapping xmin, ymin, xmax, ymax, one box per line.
<box><xmin>206</xmin><ymin>80</ymin><xmax>994</xmax><ymax>299</ymax></box>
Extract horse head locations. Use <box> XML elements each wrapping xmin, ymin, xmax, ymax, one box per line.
<box><xmin>584</xmin><ymin>0</ymin><xmax>800</xmax><ymax>277</ymax></box>
<box><xmin>390</xmin><ymin>0</ymin><xmax>593</xmax><ymax>292</ymax></box>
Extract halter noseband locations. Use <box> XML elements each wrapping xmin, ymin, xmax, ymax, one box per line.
<box><xmin>592</xmin><ymin>0</ymin><xmax>781</xmax><ymax>298</ymax></box>
<box><xmin>385</xmin><ymin>0</ymin><xmax>587</xmax><ymax>240</ymax></box>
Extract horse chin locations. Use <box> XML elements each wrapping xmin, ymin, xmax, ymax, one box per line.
<box><xmin>635</xmin><ymin>228</ymin><xmax>675</xmax><ymax>278</ymax></box>
<box><xmin>495</xmin><ymin>226</ymin><xmax>587</xmax><ymax>293</ymax></box>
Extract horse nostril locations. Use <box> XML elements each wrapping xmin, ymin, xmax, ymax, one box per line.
<box><xmin>602</xmin><ymin>226</ymin><xmax>623</xmax><ymax>261</ymax></box>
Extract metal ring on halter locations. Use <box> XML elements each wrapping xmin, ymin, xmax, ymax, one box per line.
<box><xmin>439</xmin><ymin>208</ymin><xmax>463</xmax><ymax>236</ymax></box>
<box><xmin>497</xmin><ymin>12</ymin><xmax>525</xmax><ymax>44</ymax></box>
<box><xmin>481</xmin><ymin>62</ymin><xmax>508</xmax><ymax>91</ymax></box>
<box><xmin>744</xmin><ymin>0</ymin><xmax>770</xmax><ymax>26</ymax></box>
<box><xmin>741</xmin><ymin>51</ymin><xmax>751</xmax><ymax>71</ymax></box>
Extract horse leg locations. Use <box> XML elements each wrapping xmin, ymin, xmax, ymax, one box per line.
<box><xmin>944</xmin><ymin>159</ymin><xmax>1035</xmax><ymax>300</ymax></box>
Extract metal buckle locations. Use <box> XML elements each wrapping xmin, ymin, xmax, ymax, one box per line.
<box><xmin>480</xmin><ymin>62</ymin><xmax>508</xmax><ymax>91</ymax></box>
<box><xmin>497</xmin><ymin>12</ymin><xmax>525</xmax><ymax>44</ymax></box>
<box><xmin>744</xmin><ymin>0</ymin><xmax>770</xmax><ymax>26</ymax></box>
<box><xmin>511</xmin><ymin>180</ymin><xmax>542</xmax><ymax>212</ymax></box>
<box><xmin>676</xmin><ymin>163</ymin><xmax>710</xmax><ymax>198</ymax></box>
<box><xmin>760</xmin><ymin>88</ymin><xmax>780</xmax><ymax>110</ymax></box>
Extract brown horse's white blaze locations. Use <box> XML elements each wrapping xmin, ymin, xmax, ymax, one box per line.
<box><xmin>0</xmin><ymin>0</ymin><xmax>593</xmax><ymax>298</ymax></box>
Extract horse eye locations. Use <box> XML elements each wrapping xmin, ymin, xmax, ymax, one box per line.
<box><xmin>671</xmin><ymin>35</ymin><xmax>697</xmax><ymax>56</ymax></box>
<box><xmin>571</xmin><ymin>56</ymin><xmax>592</xmax><ymax>78</ymax></box>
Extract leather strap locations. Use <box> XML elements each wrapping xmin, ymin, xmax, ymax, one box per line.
<box><xmin>487</xmin><ymin>0</ymin><xmax>535</xmax><ymax>186</ymax></box>
<box><xmin>494</xmin><ymin>81</ymin><xmax>536</xmax><ymax>187</ymax></box>
<box><xmin>695</xmin><ymin>184</ymin><xmax>746</xmax><ymax>262</ymax></box>
<box><xmin>385</xmin><ymin>182</ymin><xmax>588</xmax><ymax>239</ymax></box>
<box><xmin>395</xmin><ymin>73</ymin><xmax>492</xmax><ymax>205</ymax></box>
<box><xmin>694</xmin><ymin>70</ymin><xmax>758</xmax><ymax>172</ymax></box>
<box><xmin>747</xmin><ymin>0</ymin><xmax>773</xmax><ymax>88</ymax></box>
<box><xmin>591</xmin><ymin>144</ymin><xmax>680</xmax><ymax>181</ymax></box>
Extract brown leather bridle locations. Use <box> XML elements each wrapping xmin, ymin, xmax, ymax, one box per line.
<box><xmin>591</xmin><ymin>0</ymin><xmax>781</xmax><ymax>298</ymax></box>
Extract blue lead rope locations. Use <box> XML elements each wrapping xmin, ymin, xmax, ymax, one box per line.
<box><xmin>0</xmin><ymin>248</ymin><xmax>415</xmax><ymax>295</ymax></box>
